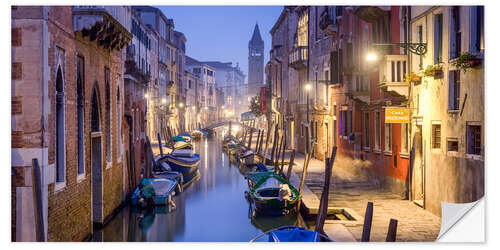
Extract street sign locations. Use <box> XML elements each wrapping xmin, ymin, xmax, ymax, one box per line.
<box><xmin>385</xmin><ymin>107</ymin><xmax>410</xmax><ymax>123</ymax></box>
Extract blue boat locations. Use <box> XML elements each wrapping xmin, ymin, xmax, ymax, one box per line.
<box><xmin>159</xmin><ymin>152</ymin><xmax>200</xmax><ymax>177</ymax></box>
<box><xmin>250</xmin><ymin>226</ymin><xmax>332</xmax><ymax>242</ymax></box>
<box><xmin>131</xmin><ymin>178</ymin><xmax>177</xmax><ymax>207</ymax></box>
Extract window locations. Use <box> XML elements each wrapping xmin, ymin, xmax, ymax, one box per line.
<box><xmin>374</xmin><ymin>111</ymin><xmax>381</xmax><ymax>150</ymax></box>
<box><xmin>449</xmin><ymin>70</ymin><xmax>460</xmax><ymax>110</ymax></box>
<box><xmin>432</xmin><ymin>124</ymin><xmax>441</xmax><ymax>149</ymax></box>
<box><xmin>450</xmin><ymin>6</ymin><xmax>461</xmax><ymax>59</ymax></box>
<box><xmin>470</xmin><ymin>6</ymin><xmax>484</xmax><ymax>54</ymax></box>
<box><xmin>434</xmin><ymin>13</ymin><xmax>443</xmax><ymax>64</ymax></box>
<box><xmin>447</xmin><ymin>138</ymin><xmax>459</xmax><ymax>152</ymax></box>
<box><xmin>298</xmin><ymin>11</ymin><xmax>309</xmax><ymax>46</ymax></box>
<box><xmin>385</xmin><ymin>123</ymin><xmax>392</xmax><ymax>152</ymax></box>
<box><xmin>364</xmin><ymin>112</ymin><xmax>370</xmax><ymax>148</ymax></box>
<box><xmin>188</xmin><ymin>80</ymin><xmax>192</xmax><ymax>89</ymax></box>
<box><xmin>117</xmin><ymin>85</ymin><xmax>122</xmax><ymax>159</ymax></box>
<box><xmin>401</xmin><ymin>123</ymin><xmax>409</xmax><ymax>153</ymax></box>
<box><xmin>466</xmin><ymin>124</ymin><xmax>481</xmax><ymax>155</ymax></box>
<box><xmin>348</xmin><ymin>110</ymin><xmax>352</xmax><ymax>134</ymax></box>
<box><xmin>55</xmin><ymin>66</ymin><xmax>65</xmax><ymax>183</ymax></box>
<box><xmin>77</xmin><ymin>56</ymin><xmax>85</xmax><ymax>175</ymax></box>
<box><xmin>105</xmin><ymin>67</ymin><xmax>111</xmax><ymax>163</ymax></box>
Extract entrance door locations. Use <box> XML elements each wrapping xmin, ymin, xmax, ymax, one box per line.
<box><xmin>92</xmin><ymin>134</ymin><xmax>103</xmax><ymax>226</ymax></box>
<box><xmin>412</xmin><ymin>125</ymin><xmax>425</xmax><ymax>207</ymax></box>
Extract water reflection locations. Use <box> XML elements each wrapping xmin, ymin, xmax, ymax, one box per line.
<box><xmin>97</xmin><ymin>132</ymin><xmax>301</xmax><ymax>242</ymax></box>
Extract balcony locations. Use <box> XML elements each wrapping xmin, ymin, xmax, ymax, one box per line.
<box><xmin>346</xmin><ymin>76</ymin><xmax>370</xmax><ymax>104</ymax></box>
<box><xmin>73</xmin><ymin>6</ymin><xmax>131</xmax><ymax>51</ymax></box>
<box><xmin>378</xmin><ymin>55</ymin><xmax>409</xmax><ymax>97</ymax></box>
<box><xmin>354</xmin><ymin>6</ymin><xmax>391</xmax><ymax>23</ymax></box>
<box><xmin>319</xmin><ymin>8</ymin><xmax>338</xmax><ymax>36</ymax></box>
<box><xmin>289</xmin><ymin>46</ymin><xmax>308</xmax><ymax>70</ymax></box>
<box><xmin>270</xmin><ymin>45</ymin><xmax>283</xmax><ymax>61</ymax></box>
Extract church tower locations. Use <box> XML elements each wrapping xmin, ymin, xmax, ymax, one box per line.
<box><xmin>248</xmin><ymin>23</ymin><xmax>264</xmax><ymax>87</ymax></box>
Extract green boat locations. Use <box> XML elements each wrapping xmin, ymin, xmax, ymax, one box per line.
<box><xmin>247</xmin><ymin>172</ymin><xmax>300</xmax><ymax>216</ymax></box>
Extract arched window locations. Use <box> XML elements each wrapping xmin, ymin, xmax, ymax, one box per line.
<box><xmin>105</xmin><ymin>67</ymin><xmax>111</xmax><ymax>163</ymax></box>
<box><xmin>55</xmin><ymin>66</ymin><xmax>65</xmax><ymax>183</ymax></box>
<box><xmin>77</xmin><ymin>57</ymin><xmax>85</xmax><ymax>175</ymax></box>
<box><xmin>91</xmin><ymin>84</ymin><xmax>100</xmax><ymax>133</ymax></box>
<box><xmin>116</xmin><ymin>84</ymin><xmax>121</xmax><ymax>158</ymax></box>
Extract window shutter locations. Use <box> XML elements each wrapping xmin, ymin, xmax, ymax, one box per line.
<box><xmin>330</xmin><ymin>51</ymin><xmax>338</xmax><ymax>84</ymax></box>
<box><xmin>448</xmin><ymin>71</ymin><xmax>455</xmax><ymax>110</ymax></box>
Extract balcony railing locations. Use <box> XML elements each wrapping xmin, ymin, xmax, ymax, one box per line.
<box><xmin>289</xmin><ymin>46</ymin><xmax>308</xmax><ymax>69</ymax></box>
<box><xmin>378</xmin><ymin>55</ymin><xmax>409</xmax><ymax>97</ymax></box>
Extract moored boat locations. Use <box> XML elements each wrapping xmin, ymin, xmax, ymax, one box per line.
<box><xmin>247</xmin><ymin>172</ymin><xmax>300</xmax><ymax>215</ymax></box>
<box><xmin>250</xmin><ymin>226</ymin><xmax>331</xmax><ymax>242</ymax></box>
<box><xmin>159</xmin><ymin>152</ymin><xmax>200</xmax><ymax>177</ymax></box>
<box><xmin>131</xmin><ymin>178</ymin><xmax>177</xmax><ymax>208</ymax></box>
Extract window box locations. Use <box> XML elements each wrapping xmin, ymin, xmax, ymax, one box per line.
<box><xmin>451</xmin><ymin>52</ymin><xmax>483</xmax><ymax>73</ymax></box>
<box><xmin>423</xmin><ymin>64</ymin><xmax>443</xmax><ymax>79</ymax></box>
<box><xmin>404</xmin><ymin>72</ymin><xmax>422</xmax><ymax>85</ymax></box>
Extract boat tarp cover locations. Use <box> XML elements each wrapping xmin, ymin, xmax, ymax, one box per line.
<box><xmin>249</xmin><ymin>173</ymin><xmax>300</xmax><ymax>201</ymax></box>
<box><xmin>241</xmin><ymin>111</ymin><xmax>256</xmax><ymax>121</ymax></box>
<box><xmin>172</xmin><ymin>149</ymin><xmax>195</xmax><ymax>157</ymax></box>
<box><xmin>268</xmin><ymin>227</ymin><xmax>320</xmax><ymax>242</ymax></box>
<box><xmin>178</xmin><ymin>133</ymin><xmax>191</xmax><ymax>137</ymax></box>
<box><xmin>149</xmin><ymin>178</ymin><xmax>177</xmax><ymax>196</ymax></box>
<box><xmin>165</xmin><ymin>153</ymin><xmax>201</xmax><ymax>164</ymax></box>
<box><xmin>172</xmin><ymin>136</ymin><xmax>187</xmax><ymax>142</ymax></box>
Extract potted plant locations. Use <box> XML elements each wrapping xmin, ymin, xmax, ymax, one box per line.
<box><xmin>452</xmin><ymin>52</ymin><xmax>482</xmax><ymax>73</ymax></box>
<box><xmin>404</xmin><ymin>72</ymin><xmax>422</xmax><ymax>84</ymax></box>
<box><xmin>423</xmin><ymin>64</ymin><xmax>443</xmax><ymax>79</ymax></box>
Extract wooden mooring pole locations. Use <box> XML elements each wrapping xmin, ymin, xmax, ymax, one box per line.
<box><xmin>285</xmin><ymin>149</ymin><xmax>296</xmax><ymax>181</ymax></box>
<box><xmin>157</xmin><ymin>132</ymin><xmax>163</xmax><ymax>156</ymax></box>
<box><xmin>361</xmin><ymin>201</ymin><xmax>374</xmax><ymax>242</ymax></box>
<box><xmin>386</xmin><ymin>219</ymin><xmax>398</xmax><ymax>242</ymax></box>
<box><xmin>297</xmin><ymin>128</ymin><xmax>314</xmax><ymax>211</ymax></box>
<box><xmin>315</xmin><ymin>147</ymin><xmax>337</xmax><ymax>234</ymax></box>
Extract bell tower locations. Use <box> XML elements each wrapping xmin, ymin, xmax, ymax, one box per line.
<box><xmin>248</xmin><ymin>23</ymin><xmax>264</xmax><ymax>86</ymax></box>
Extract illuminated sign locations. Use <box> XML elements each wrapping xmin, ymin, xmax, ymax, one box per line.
<box><xmin>385</xmin><ymin>107</ymin><xmax>410</xmax><ymax>123</ymax></box>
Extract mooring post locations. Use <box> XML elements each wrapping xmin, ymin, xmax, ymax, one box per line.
<box><xmin>386</xmin><ymin>219</ymin><xmax>398</xmax><ymax>242</ymax></box>
<box><xmin>274</xmin><ymin>132</ymin><xmax>283</xmax><ymax>171</ymax></box>
<box><xmin>263</xmin><ymin>122</ymin><xmax>273</xmax><ymax>160</ymax></box>
<box><xmin>255</xmin><ymin>129</ymin><xmax>261</xmax><ymax>152</ymax></box>
<box><xmin>157</xmin><ymin>132</ymin><xmax>163</xmax><ymax>156</ymax></box>
<box><xmin>297</xmin><ymin>129</ymin><xmax>315</xmax><ymax>211</ymax></box>
<box><xmin>315</xmin><ymin>147</ymin><xmax>337</xmax><ymax>234</ymax></box>
<box><xmin>258</xmin><ymin>129</ymin><xmax>265</xmax><ymax>156</ymax></box>
<box><xmin>229</xmin><ymin>120</ymin><xmax>232</xmax><ymax>136</ymax></box>
<box><xmin>247</xmin><ymin>125</ymin><xmax>254</xmax><ymax>149</ymax></box>
<box><xmin>31</xmin><ymin>159</ymin><xmax>45</xmax><ymax>242</ymax></box>
<box><xmin>361</xmin><ymin>201</ymin><xmax>374</xmax><ymax>242</ymax></box>
<box><xmin>286</xmin><ymin>149</ymin><xmax>296</xmax><ymax>181</ymax></box>
<box><xmin>270</xmin><ymin>124</ymin><xmax>279</xmax><ymax>164</ymax></box>
<box><xmin>279</xmin><ymin>131</ymin><xmax>287</xmax><ymax>176</ymax></box>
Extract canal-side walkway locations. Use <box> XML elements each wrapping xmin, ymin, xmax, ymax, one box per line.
<box><xmin>289</xmin><ymin>152</ymin><xmax>442</xmax><ymax>242</ymax></box>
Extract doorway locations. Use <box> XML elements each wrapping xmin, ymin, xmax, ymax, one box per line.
<box><xmin>90</xmin><ymin>85</ymin><xmax>104</xmax><ymax>228</ymax></box>
<box><xmin>412</xmin><ymin>124</ymin><xmax>425</xmax><ymax>207</ymax></box>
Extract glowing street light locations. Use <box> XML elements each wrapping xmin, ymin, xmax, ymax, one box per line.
<box><xmin>144</xmin><ymin>93</ymin><xmax>149</xmax><ymax>98</ymax></box>
<box><xmin>179</xmin><ymin>102</ymin><xmax>184</xmax><ymax>108</ymax></box>
<box><xmin>161</xmin><ymin>98</ymin><xmax>166</xmax><ymax>104</ymax></box>
<box><xmin>366</xmin><ymin>52</ymin><xmax>377</xmax><ymax>61</ymax></box>
<box><xmin>305</xmin><ymin>83</ymin><xmax>311</xmax><ymax>91</ymax></box>
<box><xmin>204</xmin><ymin>106</ymin><xmax>208</xmax><ymax>110</ymax></box>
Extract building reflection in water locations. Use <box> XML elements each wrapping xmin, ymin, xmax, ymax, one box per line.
<box><xmin>97</xmin><ymin>132</ymin><xmax>301</xmax><ymax>241</ymax></box>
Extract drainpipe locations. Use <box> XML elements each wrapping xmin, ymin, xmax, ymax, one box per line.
<box><xmin>38</xmin><ymin>7</ymin><xmax>49</xmax><ymax>241</ymax></box>
<box><xmin>124</xmin><ymin>114</ymin><xmax>135</xmax><ymax>190</ymax></box>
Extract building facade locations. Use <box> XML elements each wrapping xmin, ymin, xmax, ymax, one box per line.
<box><xmin>12</xmin><ymin>6</ymin><xmax>132</xmax><ymax>241</ymax></box>
<box><xmin>186</xmin><ymin>56</ymin><xmax>217</xmax><ymax>126</ymax></box>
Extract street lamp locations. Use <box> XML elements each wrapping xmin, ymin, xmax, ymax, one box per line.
<box><xmin>179</xmin><ymin>102</ymin><xmax>184</xmax><ymax>108</ymax></box>
<box><xmin>144</xmin><ymin>93</ymin><xmax>149</xmax><ymax>99</ymax></box>
<box><xmin>161</xmin><ymin>98</ymin><xmax>167</xmax><ymax>104</ymax></box>
<box><xmin>366</xmin><ymin>52</ymin><xmax>377</xmax><ymax>61</ymax></box>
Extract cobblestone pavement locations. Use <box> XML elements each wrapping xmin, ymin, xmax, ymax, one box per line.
<box><xmin>291</xmin><ymin>153</ymin><xmax>442</xmax><ymax>242</ymax></box>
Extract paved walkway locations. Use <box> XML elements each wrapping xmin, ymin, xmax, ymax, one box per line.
<box><xmin>289</xmin><ymin>152</ymin><xmax>441</xmax><ymax>242</ymax></box>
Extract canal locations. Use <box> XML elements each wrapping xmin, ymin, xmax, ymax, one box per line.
<box><xmin>96</xmin><ymin>130</ymin><xmax>304</xmax><ymax>242</ymax></box>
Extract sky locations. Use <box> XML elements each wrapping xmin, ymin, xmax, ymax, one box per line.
<box><xmin>157</xmin><ymin>6</ymin><xmax>283</xmax><ymax>82</ymax></box>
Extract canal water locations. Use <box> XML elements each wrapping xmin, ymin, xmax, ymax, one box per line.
<box><xmin>97</xmin><ymin>131</ymin><xmax>303</xmax><ymax>242</ymax></box>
